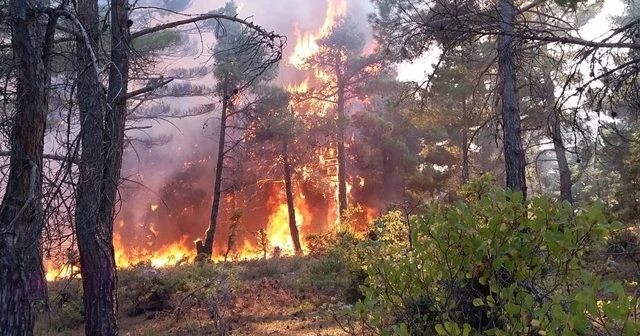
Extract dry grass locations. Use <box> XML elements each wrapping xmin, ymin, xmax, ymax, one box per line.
<box><xmin>35</xmin><ymin>256</ymin><xmax>357</xmax><ymax>336</ymax></box>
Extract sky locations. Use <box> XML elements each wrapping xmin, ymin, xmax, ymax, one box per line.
<box><xmin>396</xmin><ymin>0</ymin><xmax>628</xmax><ymax>82</ymax></box>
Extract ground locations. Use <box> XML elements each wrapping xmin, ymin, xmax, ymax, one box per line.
<box><xmin>35</xmin><ymin>256</ymin><xmax>365</xmax><ymax>336</ymax></box>
<box><xmin>33</xmin><ymin>228</ymin><xmax>640</xmax><ymax>335</ymax></box>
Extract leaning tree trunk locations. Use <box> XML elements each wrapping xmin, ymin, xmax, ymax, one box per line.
<box><xmin>335</xmin><ymin>57</ymin><xmax>348</xmax><ymax>218</ymax></box>
<box><xmin>200</xmin><ymin>81</ymin><xmax>230</xmax><ymax>257</ymax></box>
<box><xmin>282</xmin><ymin>110</ymin><xmax>302</xmax><ymax>255</ymax></box>
<box><xmin>497</xmin><ymin>0</ymin><xmax>527</xmax><ymax>199</ymax></box>
<box><xmin>0</xmin><ymin>1</ymin><xmax>51</xmax><ymax>334</ymax></box>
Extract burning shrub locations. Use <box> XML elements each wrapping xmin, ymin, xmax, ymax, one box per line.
<box><xmin>353</xmin><ymin>186</ymin><xmax>640</xmax><ymax>335</ymax></box>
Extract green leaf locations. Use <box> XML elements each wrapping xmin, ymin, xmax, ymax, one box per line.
<box><xmin>623</xmin><ymin>320</ymin><xmax>640</xmax><ymax>336</ymax></box>
<box><xmin>602</xmin><ymin>301</ymin><xmax>627</xmax><ymax>320</ymax></box>
<box><xmin>580</xmin><ymin>270</ymin><xmax>593</xmax><ymax>283</ymax></box>
<box><xmin>610</xmin><ymin>221</ymin><xmax>623</xmax><ymax>230</ymax></box>
<box><xmin>462</xmin><ymin>323</ymin><xmax>472</xmax><ymax>336</ymax></box>
<box><xmin>523</xmin><ymin>294</ymin><xmax>535</xmax><ymax>309</ymax></box>
<box><xmin>472</xmin><ymin>298</ymin><xmax>485</xmax><ymax>307</ymax></box>
<box><xmin>504</xmin><ymin>302</ymin><xmax>520</xmax><ymax>315</ymax></box>
<box><xmin>435</xmin><ymin>324</ymin><xmax>447</xmax><ymax>335</ymax></box>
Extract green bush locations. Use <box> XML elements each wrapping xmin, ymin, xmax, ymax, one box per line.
<box><xmin>52</xmin><ymin>300</ymin><xmax>85</xmax><ymax>332</ymax></box>
<box><xmin>354</xmin><ymin>187</ymin><xmax>640</xmax><ymax>335</ymax></box>
<box><xmin>47</xmin><ymin>279</ymin><xmax>85</xmax><ymax>332</ymax></box>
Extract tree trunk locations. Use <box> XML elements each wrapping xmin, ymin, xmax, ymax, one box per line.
<box><xmin>541</xmin><ymin>67</ymin><xmax>573</xmax><ymax>204</ymax></box>
<box><xmin>201</xmin><ymin>81</ymin><xmax>229</xmax><ymax>257</ymax></box>
<box><xmin>497</xmin><ymin>0</ymin><xmax>527</xmax><ymax>199</ymax></box>
<box><xmin>462</xmin><ymin>130</ymin><xmax>470</xmax><ymax>184</ymax></box>
<box><xmin>336</xmin><ymin>58</ymin><xmax>348</xmax><ymax>218</ymax></box>
<box><xmin>282</xmin><ymin>110</ymin><xmax>302</xmax><ymax>255</ymax></box>
<box><xmin>74</xmin><ymin>0</ymin><xmax>130</xmax><ymax>334</ymax></box>
<box><xmin>0</xmin><ymin>1</ymin><xmax>50</xmax><ymax>334</ymax></box>
<box><xmin>461</xmin><ymin>99</ymin><xmax>470</xmax><ymax>184</ymax></box>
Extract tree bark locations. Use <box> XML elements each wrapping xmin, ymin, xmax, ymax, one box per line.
<box><xmin>552</xmin><ymin>118</ymin><xmax>572</xmax><ymax>203</ymax></box>
<box><xmin>201</xmin><ymin>80</ymin><xmax>229</xmax><ymax>257</ymax></box>
<box><xmin>336</xmin><ymin>57</ymin><xmax>348</xmax><ymax>218</ymax></box>
<box><xmin>74</xmin><ymin>0</ymin><xmax>130</xmax><ymax>334</ymax></box>
<box><xmin>497</xmin><ymin>0</ymin><xmax>527</xmax><ymax>199</ymax></box>
<box><xmin>541</xmin><ymin>68</ymin><xmax>573</xmax><ymax>203</ymax></box>
<box><xmin>0</xmin><ymin>1</ymin><xmax>50</xmax><ymax>334</ymax></box>
<box><xmin>461</xmin><ymin>99</ymin><xmax>470</xmax><ymax>184</ymax></box>
<box><xmin>283</xmin><ymin>108</ymin><xmax>302</xmax><ymax>255</ymax></box>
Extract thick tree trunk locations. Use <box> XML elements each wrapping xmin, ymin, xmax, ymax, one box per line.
<box><xmin>541</xmin><ymin>69</ymin><xmax>573</xmax><ymax>204</ymax></box>
<box><xmin>74</xmin><ymin>0</ymin><xmax>130</xmax><ymax>334</ymax></box>
<box><xmin>282</xmin><ymin>114</ymin><xmax>302</xmax><ymax>255</ymax></box>
<box><xmin>0</xmin><ymin>1</ymin><xmax>50</xmax><ymax>334</ymax></box>
<box><xmin>202</xmin><ymin>82</ymin><xmax>229</xmax><ymax>257</ymax></box>
<box><xmin>497</xmin><ymin>0</ymin><xmax>527</xmax><ymax>199</ymax></box>
<box><xmin>336</xmin><ymin>59</ymin><xmax>348</xmax><ymax>218</ymax></box>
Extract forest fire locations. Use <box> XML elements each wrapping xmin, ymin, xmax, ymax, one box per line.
<box><xmin>289</xmin><ymin>0</ymin><xmax>347</xmax><ymax>68</ymax></box>
<box><xmin>44</xmin><ymin>0</ymin><xmax>380</xmax><ymax>282</ymax></box>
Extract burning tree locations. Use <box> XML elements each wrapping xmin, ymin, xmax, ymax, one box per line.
<box><xmin>197</xmin><ymin>1</ymin><xmax>281</xmax><ymax>258</ymax></box>
<box><xmin>299</xmin><ymin>17</ymin><xmax>390</xmax><ymax>219</ymax></box>
<box><xmin>247</xmin><ymin>86</ymin><xmax>304</xmax><ymax>255</ymax></box>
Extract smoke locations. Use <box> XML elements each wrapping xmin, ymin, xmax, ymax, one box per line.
<box><xmin>116</xmin><ymin>0</ymin><xmax>378</xmax><ymax>259</ymax></box>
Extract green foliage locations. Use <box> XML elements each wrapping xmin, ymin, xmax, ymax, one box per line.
<box><xmin>212</xmin><ymin>1</ymin><xmax>276</xmax><ymax>93</ymax></box>
<box><xmin>353</xmin><ymin>183</ymin><xmax>639</xmax><ymax>335</ymax></box>
<box><xmin>132</xmin><ymin>30</ymin><xmax>184</xmax><ymax>55</ymax></box>
<box><xmin>48</xmin><ymin>280</ymin><xmax>85</xmax><ymax>332</ymax></box>
<box><xmin>239</xmin><ymin>259</ymin><xmax>282</xmax><ymax>280</ymax></box>
<box><xmin>52</xmin><ymin>300</ymin><xmax>85</xmax><ymax>332</ymax></box>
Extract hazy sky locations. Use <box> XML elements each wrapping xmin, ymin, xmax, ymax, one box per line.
<box><xmin>396</xmin><ymin>0</ymin><xmax>628</xmax><ymax>82</ymax></box>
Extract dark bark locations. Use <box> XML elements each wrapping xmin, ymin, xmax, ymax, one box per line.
<box><xmin>0</xmin><ymin>1</ymin><xmax>51</xmax><ymax>334</ymax></box>
<box><xmin>283</xmin><ymin>108</ymin><xmax>302</xmax><ymax>255</ymax></box>
<box><xmin>462</xmin><ymin>130</ymin><xmax>470</xmax><ymax>184</ymax></box>
<box><xmin>553</xmin><ymin>120</ymin><xmax>572</xmax><ymax>204</ymax></box>
<box><xmin>336</xmin><ymin>56</ymin><xmax>348</xmax><ymax>217</ymax></box>
<box><xmin>497</xmin><ymin>0</ymin><xmax>527</xmax><ymax>199</ymax></box>
<box><xmin>541</xmin><ymin>67</ymin><xmax>573</xmax><ymax>204</ymax></box>
<box><xmin>201</xmin><ymin>81</ymin><xmax>229</xmax><ymax>257</ymax></box>
<box><xmin>461</xmin><ymin>99</ymin><xmax>470</xmax><ymax>184</ymax></box>
<box><xmin>74</xmin><ymin>0</ymin><xmax>130</xmax><ymax>334</ymax></box>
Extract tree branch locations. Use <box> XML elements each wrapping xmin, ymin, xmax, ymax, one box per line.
<box><xmin>131</xmin><ymin>13</ymin><xmax>277</xmax><ymax>40</ymax></box>
<box><xmin>125</xmin><ymin>78</ymin><xmax>174</xmax><ymax>100</ymax></box>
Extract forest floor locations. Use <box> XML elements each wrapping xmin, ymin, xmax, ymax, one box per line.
<box><xmin>34</xmin><ymin>231</ymin><xmax>640</xmax><ymax>336</ymax></box>
<box><xmin>35</xmin><ymin>256</ymin><xmax>364</xmax><ymax>336</ymax></box>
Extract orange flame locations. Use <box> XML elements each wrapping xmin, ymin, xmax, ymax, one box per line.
<box><xmin>264</xmin><ymin>184</ymin><xmax>311</xmax><ymax>255</ymax></box>
<box><xmin>288</xmin><ymin>0</ymin><xmax>347</xmax><ymax>68</ymax></box>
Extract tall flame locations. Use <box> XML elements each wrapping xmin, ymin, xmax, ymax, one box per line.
<box><xmin>264</xmin><ymin>184</ymin><xmax>311</xmax><ymax>254</ymax></box>
<box><xmin>288</xmin><ymin>0</ymin><xmax>347</xmax><ymax>68</ymax></box>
